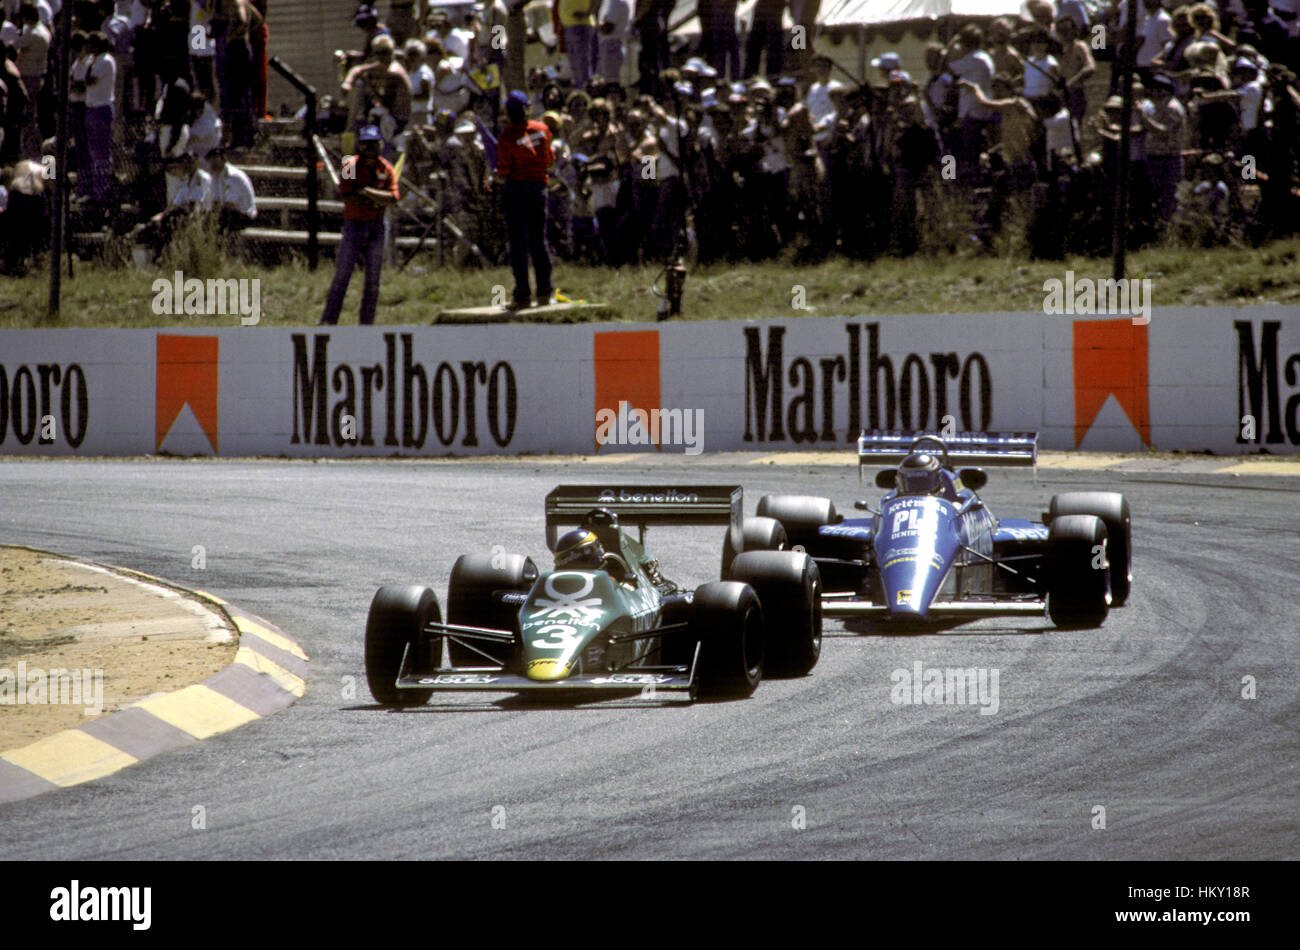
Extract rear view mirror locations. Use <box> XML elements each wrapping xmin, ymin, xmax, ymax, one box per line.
<box><xmin>958</xmin><ymin>467</ymin><xmax>988</xmax><ymax>490</ymax></box>
<box><xmin>875</xmin><ymin>469</ymin><xmax>896</xmax><ymax>489</ymax></box>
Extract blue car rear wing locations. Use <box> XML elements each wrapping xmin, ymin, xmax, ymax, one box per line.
<box><xmin>545</xmin><ymin>484</ymin><xmax>743</xmax><ymax>553</ymax></box>
<box><xmin>856</xmin><ymin>431</ymin><xmax>1039</xmax><ymax>480</ymax></box>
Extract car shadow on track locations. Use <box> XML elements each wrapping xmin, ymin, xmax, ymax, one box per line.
<box><xmin>833</xmin><ymin>619</ymin><xmax>1055</xmax><ymax>637</ymax></box>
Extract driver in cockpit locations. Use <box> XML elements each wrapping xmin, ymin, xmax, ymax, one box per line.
<box><xmin>896</xmin><ymin>452</ymin><xmax>945</xmax><ymax>496</ymax></box>
<box><xmin>553</xmin><ymin>526</ymin><xmax>635</xmax><ymax>585</ymax></box>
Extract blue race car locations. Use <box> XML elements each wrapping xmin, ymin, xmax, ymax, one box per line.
<box><xmin>721</xmin><ymin>432</ymin><xmax>1132</xmax><ymax>628</ymax></box>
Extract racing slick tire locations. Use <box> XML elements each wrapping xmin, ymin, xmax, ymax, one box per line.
<box><xmin>1046</xmin><ymin>515</ymin><xmax>1111</xmax><ymax>629</ymax></box>
<box><xmin>446</xmin><ymin>553</ymin><xmax>538</xmax><ymax>666</ymax></box>
<box><xmin>1049</xmin><ymin>492</ymin><xmax>1131</xmax><ymax>606</ymax></box>
<box><xmin>691</xmin><ymin>581</ymin><xmax>765</xmax><ymax>699</ymax></box>
<box><xmin>728</xmin><ymin>551</ymin><xmax>822</xmax><ymax>677</ymax></box>
<box><xmin>365</xmin><ymin>585</ymin><xmax>441</xmax><ymax>706</ymax></box>
<box><xmin>755</xmin><ymin>494</ymin><xmax>838</xmax><ymax>549</ymax></box>
<box><xmin>720</xmin><ymin>515</ymin><xmax>788</xmax><ymax>578</ymax></box>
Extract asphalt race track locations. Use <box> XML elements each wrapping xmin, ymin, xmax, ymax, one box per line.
<box><xmin>1</xmin><ymin>456</ymin><xmax>1296</xmax><ymax>860</ymax></box>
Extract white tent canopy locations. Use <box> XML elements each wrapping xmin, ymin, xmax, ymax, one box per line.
<box><xmin>820</xmin><ymin>0</ymin><xmax>1026</xmax><ymax>27</ymax></box>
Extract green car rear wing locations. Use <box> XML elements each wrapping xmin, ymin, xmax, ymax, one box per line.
<box><xmin>545</xmin><ymin>484</ymin><xmax>743</xmax><ymax>553</ymax></box>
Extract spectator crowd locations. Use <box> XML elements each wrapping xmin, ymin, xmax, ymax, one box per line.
<box><xmin>1</xmin><ymin>0</ymin><xmax>1298</xmax><ymax>274</ymax></box>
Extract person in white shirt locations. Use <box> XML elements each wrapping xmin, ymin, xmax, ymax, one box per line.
<box><xmin>15</xmin><ymin>3</ymin><xmax>48</xmax><ymax>157</ymax></box>
<box><xmin>1230</xmin><ymin>58</ymin><xmax>1265</xmax><ymax>154</ymax></box>
<box><xmin>134</xmin><ymin>150</ymin><xmax>212</xmax><ymax>259</ymax></box>
<box><xmin>402</xmin><ymin>39</ymin><xmax>434</xmax><ymax>128</ymax></box>
<box><xmin>805</xmin><ymin>55</ymin><xmax>842</xmax><ymax>129</ymax></box>
<box><xmin>944</xmin><ymin>25</ymin><xmax>996</xmax><ymax>176</ymax></box>
<box><xmin>68</xmin><ymin>31</ymin><xmax>92</xmax><ymax>197</ymax></box>
<box><xmin>429</xmin><ymin>58</ymin><xmax>472</xmax><ymax>115</ymax></box>
<box><xmin>1134</xmin><ymin>0</ymin><xmax>1173</xmax><ymax>70</ymax></box>
<box><xmin>596</xmin><ymin>0</ymin><xmax>630</xmax><ymax>82</ymax></box>
<box><xmin>205</xmin><ymin>142</ymin><xmax>256</xmax><ymax>231</ymax></box>
<box><xmin>84</xmin><ymin>31</ymin><xmax>116</xmax><ymax>205</ymax></box>
<box><xmin>1021</xmin><ymin>30</ymin><xmax>1060</xmax><ymax>106</ymax></box>
<box><xmin>187</xmin><ymin>90</ymin><xmax>222</xmax><ymax>158</ymax></box>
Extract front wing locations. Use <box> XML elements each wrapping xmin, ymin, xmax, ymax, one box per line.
<box><xmin>391</xmin><ymin>620</ymin><xmax>700</xmax><ymax>699</ymax></box>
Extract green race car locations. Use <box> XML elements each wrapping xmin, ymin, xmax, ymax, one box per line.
<box><xmin>364</xmin><ymin>485</ymin><xmax>823</xmax><ymax>705</ymax></box>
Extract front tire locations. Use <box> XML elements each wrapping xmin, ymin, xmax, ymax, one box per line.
<box><xmin>729</xmin><ymin>551</ymin><xmax>822</xmax><ymax>677</ymax></box>
<box><xmin>446</xmin><ymin>553</ymin><xmax>537</xmax><ymax>666</ymax></box>
<box><xmin>691</xmin><ymin>581</ymin><xmax>764</xmax><ymax>699</ymax></box>
<box><xmin>1046</xmin><ymin>515</ymin><xmax>1111</xmax><ymax>628</ymax></box>
<box><xmin>1049</xmin><ymin>492</ymin><xmax>1131</xmax><ymax>605</ymax></box>
<box><xmin>365</xmin><ymin>585</ymin><xmax>441</xmax><ymax>706</ymax></box>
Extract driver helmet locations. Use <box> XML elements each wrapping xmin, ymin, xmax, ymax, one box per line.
<box><xmin>896</xmin><ymin>452</ymin><xmax>943</xmax><ymax>495</ymax></box>
<box><xmin>554</xmin><ymin>528</ymin><xmax>605</xmax><ymax>569</ymax></box>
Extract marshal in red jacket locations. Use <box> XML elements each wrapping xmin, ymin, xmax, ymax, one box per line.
<box><xmin>496</xmin><ymin>120</ymin><xmax>554</xmax><ymax>184</ymax></box>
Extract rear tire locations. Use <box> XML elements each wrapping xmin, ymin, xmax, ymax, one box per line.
<box><xmin>1046</xmin><ymin>515</ymin><xmax>1110</xmax><ymax>628</ymax></box>
<box><xmin>446</xmin><ymin>553</ymin><xmax>537</xmax><ymax>666</ymax></box>
<box><xmin>1049</xmin><ymin>492</ymin><xmax>1131</xmax><ymax>605</ymax></box>
<box><xmin>755</xmin><ymin>494</ymin><xmax>838</xmax><ymax>548</ymax></box>
<box><xmin>720</xmin><ymin>516</ymin><xmax>788</xmax><ymax>578</ymax></box>
<box><xmin>691</xmin><ymin>581</ymin><xmax>764</xmax><ymax>699</ymax></box>
<box><xmin>365</xmin><ymin>585</ymin><xmax>441</xmax><ymax>706</ymax></box>
<box><xmin>729</xmin><ymin>551</ymin><xmax>822</xmax><ymax>677</ymax></box>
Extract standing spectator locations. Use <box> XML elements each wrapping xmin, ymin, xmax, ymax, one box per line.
<box><xmin>344</xmin><ymin>33</ymin><xmax>412</xmax><ymax>157</ymax></box>
<box><xmin>1021</xmin><ymin>29</ymin><xmax>1060</xmax><ymax>116</ymax></box>
<box><xmin>1153</xmin><ymin>6</ymin><xmax>1197</xmax><ymax>96</ymax></box>
<box><xmin>1231</xmin><ymin>57</ymin><xmax>1266</xmax><ymax>155</ymax></box>
<box><xmin>189</xmin><ymin>0</ymin><xmax>216</xmax><ymax>103</ymax></box>
<box><xmin>102</xmin><ymin>0</ymin><xmax>137</xmax><ymax>121</ymax></box>
<box><xmin>1</xmin><ymin>41</ymin><xmax>31</xmax><ymax>163</ymax></box>
<box><xmin>1055</xmin><ymin>14</ymin><xmax>1094</xmax><ymax>122</ymax></box>
<box><xmin>84</xmin><ymin>31</ymin><xmax>117</xmax><ymax>208</ymax></box>
<box><xmin>945</xmin><ymin>25</ymin><xmax>996</xmax><ymax>178</ymax></box>
<box><xmin>249</xmin><ymin>0</ymin><xmax>268</xmax><ymax>119</ymax></box>
<box><xmin>959</xmin><ymin>73</ymin><xmax>1039</xmax><ymax>191</ymax></box>
<box><xmin>68</xmin><ymin>30</ymin><xmax>91</xmax><ymax>191</ymax></box>
<box><xmin>388</xmin><ymin>0</ymin><xmax>415</xmax><ymax>45</ymax></box>
<box><xmin>575</xmin><ymin>95</ymin><xmax>626</xmax><ymax>261</ymax></box>
<box><xmin>403</xmin><ymin>38</ymin><xmax>433</xmax><ymax>127</ymax></box>
<box><xmin>923</xmin><ymin>42</ymin><xmax>957</xmax><ymax>148</ymax></box>
<box><xmin>15</xmin><ymin>3</ymin><xmax>48</xmax><ymax>157</ymax></box>
<box><xmin>596</xmin><ymin>0</ymin><xmax>629</xmax><ymax>83</ymax></box>
<box><xmin>558</xmin><ymin>0</ymin><xmax>598</xmax><ymax>89</ymax></box>
<box><xmin>744</xmin><ymin>0</ymin><xmax>784</xmax><ymax>78</ymax></box>
<box><xmin>986</xmin><ymin>17</ymin><xmax>1023</xmax><ymax>82</ymax></box>
<box><xmin>1134</xmin><ymin>0</ymin><xmax>1174</xmax><ymax>82</ymax></box>
<box><xmin>632</xmin><ymin>0</ymin><xmax>670</xmax><ymax>96</ymax></box>
<box><xmin>319</xmin><ymin>124</ymin><xmax>398</xmax><ymax>325</ymax></box>
<box><xmin>703</xmin><ymin>0</ymin><xmax>739</xmax><ymax>80</ymax></box>
<box><xmin>1143</xmin><ymin>73</ymin><xmax>1187</xmax><ymax>223</ymax></box>
<box><xmin>214</xmin><ymin>0</ymin><xmax>260</xmax><ymax>148</ymax></box>
<box><xmin>496</xmin><ymin>89</ymin><xmax>554</xmax><ymax>309</ymax></box>
<box><xmin>887</xmin><ymin>96</ymin><xmax>939</xmax><ymax>255</ymax></box>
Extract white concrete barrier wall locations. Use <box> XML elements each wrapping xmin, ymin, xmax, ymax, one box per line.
<box><xmin>0</xmin><ymin>307</ymin><xmax>1296</xmax><ymax>456</ymax></box>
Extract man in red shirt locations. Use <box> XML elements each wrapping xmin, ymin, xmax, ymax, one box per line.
<box><xmin>496</xmin><ymin>89</ymin><xmax>555</xmax><ymax>309</ymax></box>
<box><xmin>319</xmin><ymin>125</ymin><xmax>400</xmax><ymax>325</ymax></box>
